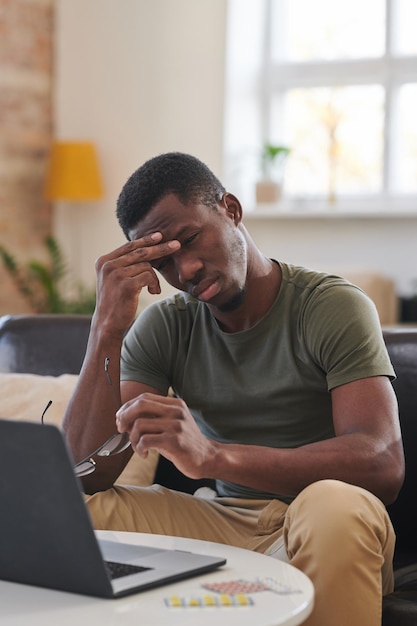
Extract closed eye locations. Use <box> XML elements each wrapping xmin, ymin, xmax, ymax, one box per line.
<box><xmin>183</xmin><ymin>233</ymin><xmax>198</xmax><ymax>246</ymax></box>
<box><xmin>153</xmin><ymin>233</ymin><xmax>198</xmax><ymax>272</ymax></box>
<box><xmin>153</xmin><ymin>257</ymin><xmax>170</xmax><ymax>272</ymax></box>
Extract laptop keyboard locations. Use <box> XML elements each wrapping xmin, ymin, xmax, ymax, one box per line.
<box><xmin>105</xmin><ymin>560</ymin><xmax>151</xmax><ymax>580</ymax></box>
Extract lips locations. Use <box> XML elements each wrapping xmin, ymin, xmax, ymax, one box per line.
<box><xmin>192</xmin><ymin>279</ymin><xmax>220</xmax><ymax>302</ymax></box>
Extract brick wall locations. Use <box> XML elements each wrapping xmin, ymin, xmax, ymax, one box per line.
<box><xmin>0</xmin><ymin>0</ymin><xmax>54</xmax><ymax>314</ymax></box>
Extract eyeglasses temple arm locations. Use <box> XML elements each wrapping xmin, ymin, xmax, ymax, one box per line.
<box><xmin>41</xmin><ymin>400</ymin><xmax>53</xmax><ymax>424</ymax></box>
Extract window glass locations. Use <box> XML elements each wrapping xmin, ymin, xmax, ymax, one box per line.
<box><xmin>224</xmin><ymin>0</ymin><xmax>417</xmax><ymax>208</ymax></box>
<box><xmin>394</xmin><ymin>0</ymin><xmax>417</xmax><ymax>55</ymax></box>
<box><xmin>273</xmin><ymin>86</ymin><xmax>384</xmax><ymax>197</ymax></box>
<box><xmin>271</xmin><ymin>0</ymin><xmax>385</xmax><ymax>61</ymax></box>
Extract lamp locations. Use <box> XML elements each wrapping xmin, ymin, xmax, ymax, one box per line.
<box><xmin>44</xmin><ymin>141</ymin><xmax>103</xmax><ymax>201</ymax></box>
<box><xmin>44</xmin><ymin>141</ymin><xmax>103</xmax><ymax>286</ymax></box>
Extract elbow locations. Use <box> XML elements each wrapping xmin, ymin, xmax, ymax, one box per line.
<box><xmin>383</xmin><ymin>470</ymin><xmax>405</xmax><ymax>506</ymax></box>
<box><xmin>377</xmin><ymin>455</ymin><xmax>405</xmax><ymax>506</ymax></box>
<box><xmin>371</xmin><ymin>433</ymin><xmax>405</xmax><ymax>505</ymax></box>
<box><xmin>81</xmin><ymin>472</ymin><xmax>115</xmax><ymax>495</ymax></box>
<box><xmin>79</xmin><ymin>454</ymin><xmax>130</xmax><ymax>495</ymax></box>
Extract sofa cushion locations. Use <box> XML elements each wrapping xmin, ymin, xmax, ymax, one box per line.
<box><xmin>0</xmin><ymin>373</ymin><xmax>158</xmax><ymax>487</ymax></box>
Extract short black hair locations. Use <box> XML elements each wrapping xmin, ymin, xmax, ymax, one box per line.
<box><xmin>116</xmin><ymin>152</ymin><xmax>226</xmax><ymax>239</ymax></box>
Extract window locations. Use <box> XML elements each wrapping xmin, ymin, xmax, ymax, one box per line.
<box><xmin>224</xmin><ymin>0</ymin><xmax>417</xmax><ymax>211</ymax></box>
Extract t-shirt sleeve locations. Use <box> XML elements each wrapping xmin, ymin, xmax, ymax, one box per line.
<box><xmin>120</xmin><ymin>302</ymin><xmax>173</xmax><ymax>394</ymax></box>
<box><xmin>301</xmin><ymin>282</ymin><xmax>395</xmax><ymax>391</ymax></box>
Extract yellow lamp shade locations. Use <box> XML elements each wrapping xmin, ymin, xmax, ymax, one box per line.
<box><xmin>45</xmin><ymin>141</ymin><xmax>103</xmax><ymax>201</ymax></box>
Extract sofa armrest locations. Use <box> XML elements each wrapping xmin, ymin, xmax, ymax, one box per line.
<box><xmin>0</xmin><ymin>314</ymin><xmax>91</xmax><ymax>375</ymax></box>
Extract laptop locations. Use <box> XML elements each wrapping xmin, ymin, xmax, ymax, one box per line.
<box><xmin>0</xmin><ymin>419</ymin><xmax>226</xmax><ymax>598</ymax></box>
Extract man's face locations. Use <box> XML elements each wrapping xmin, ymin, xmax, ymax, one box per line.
<box><xmin>128</xmin><ymin>193</ymin><xmax>248</xmax><ymax>313</ymax></box>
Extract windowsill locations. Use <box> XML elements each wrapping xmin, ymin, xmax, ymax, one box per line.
<box><xmin>244</xmin><ymin>197</ymin><xmax>417</xmax><ymax>219</ymax></box>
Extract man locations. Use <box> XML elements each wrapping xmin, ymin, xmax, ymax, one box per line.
<box><xmin>64</xmin><ymin>152</ymin><xmax>405</xmax><ymax>626</ymax></box>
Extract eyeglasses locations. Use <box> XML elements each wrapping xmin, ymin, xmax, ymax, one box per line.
<box><xmin>41</xmin><ymin>357</ymin><xmax>131</xmax><ymax>477</ymax></box>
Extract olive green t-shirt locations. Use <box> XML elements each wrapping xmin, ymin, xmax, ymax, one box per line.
<box><xmin>121</xmin><ymin>262</ymin><xmax>395</xmax><ymax>502</ymax></box>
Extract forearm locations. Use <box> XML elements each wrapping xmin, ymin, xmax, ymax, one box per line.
<box><xmin>63</xmin><ymin>233</ymin><xmax>185</xmax><ymax>492</ymax></box>
<box><xmin>206</xmin><ymin>433</ymin><xmax>404</xmax><ymax>505</ymax></box>
<box><xmin>62</xmin><ymin>314</ymin><xmax>130</xmax><ymax>491</ymax></box>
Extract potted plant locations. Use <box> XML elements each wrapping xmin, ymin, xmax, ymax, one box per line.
<box><xmin>256</xmin><ymin>143</ymin><xmax>290</xmax><ymax>204</ymax></box>
<box><xmin>0</xmin><ymin>236</ymin><xmax>96</xmax><ymax>314</ymax></box>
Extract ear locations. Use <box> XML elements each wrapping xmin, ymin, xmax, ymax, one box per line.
<box><xmin>219</xmin><ymin>192</ymin><xmax>242</xmax><ymax>226</ymax></box>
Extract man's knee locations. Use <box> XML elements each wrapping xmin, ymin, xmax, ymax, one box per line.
<box><xmin>283</xmin><ymin>479</ymin><xmax>393</xmax><ymax>558</ymax></box>
<box><xmin>290</xmin><ymin>478</ymin><xmax>385</xmax><ymax>517</ymax></box>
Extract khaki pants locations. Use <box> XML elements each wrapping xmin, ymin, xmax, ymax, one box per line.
<box><xmin>87</xmin><ymin>479</ymin><xmax>395</xmax><ymax>626</ymax></box>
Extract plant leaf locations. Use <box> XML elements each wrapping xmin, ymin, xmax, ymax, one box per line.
<box><xmin>45</xmin><ymin>235</ymin><xmax>67</xmax><ymax>281</ymax></box>
<box><xmin>0</xmin><ymin>238</ymin><xmax>96</xmax><ymax>314</ymax></box>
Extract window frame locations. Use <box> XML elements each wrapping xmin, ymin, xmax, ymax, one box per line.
<box><xmin>224</xmin><ymin>0</ymin><xmax>417</xmax><ymax>213</ymax></box>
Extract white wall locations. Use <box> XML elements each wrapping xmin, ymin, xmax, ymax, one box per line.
<box><xmin>245</xmin><ymin>213</ymin><xmax>417</xmax><ymax>297</ymax></box>
<box><xmin>54</xmin><ymin>0</ymin><xmax>227</xmax><ymax>304</ymax></box>
<box><xmin>54</xmin><ymin>0</ymin><xmax>417</xmax><ymax>305</ymax></box>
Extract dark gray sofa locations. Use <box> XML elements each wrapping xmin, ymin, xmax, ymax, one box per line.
<box><xmin>0</xmin><ymin>314</ymin><xmax>416</xmax><ymax>623</ymax></box>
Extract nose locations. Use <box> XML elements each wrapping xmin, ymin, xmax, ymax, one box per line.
<box><xmin>174</xmin><ymin>252</ymin><xmax>202</xmax><ymax>286</ymax></box>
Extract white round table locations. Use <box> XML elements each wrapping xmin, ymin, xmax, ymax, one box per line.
<box><xmin>0</xmin><ymin>530</ymin><xmax>314</xmax><ymax>626</ymax></box>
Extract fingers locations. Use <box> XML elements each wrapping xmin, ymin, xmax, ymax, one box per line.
<box><xmin>98</xmin><ymin>232</ymin><xmax>180</xmax><ymax>269</ymax></box>
<box><xmin>96</xmin><ymin>233</ymin><xmax>180</xmax><ymax>297</ymax></box>
<box><xmin>115</xmin><ymin>394</ymin><xmax>209</xmax><ymax>478</ymax></box>
<box><xmin>116</xmin><ymin>394</ymin><xmax>184</xmax><ymax>433</ymax></box>
<box><xmin>116</xmin><ymin>394</ymin><xmax>184</xmax><ymax>458</ymax></box>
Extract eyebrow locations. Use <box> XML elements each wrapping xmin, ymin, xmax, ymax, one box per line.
<box><xmin>149</xmin><ymin>225</ymin><xmax>195</xmax><ymax>269</ymax></box>
<box><xmin>163</xmin><ymin>225</ymin><xmax>193</xmax><ymax>242</ymax></box>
